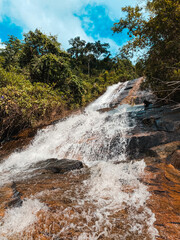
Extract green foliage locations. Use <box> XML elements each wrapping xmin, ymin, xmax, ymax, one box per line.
<box><xmin>0</xmin><ymin>29</ymin><xmax>137</xmax><ymax>140</ymax></box>
<box><xmin>31</xmin><ymin>53</ymin><xmax>71</xmax><ymax>85</ymax></box>
<box><xmin>21</xmin><ymin>29</ymin><xmax>64</xmax><ymax>66</ymax></box>
<box><xmin>0</xmin><ymin>67</ymin><xmax>64</xmax><ymax>140</ymax></box>
<box><xmin>113</xmin><ymin>58</ymin><xmax>137</xmax><ymax>82</ymax></box>
<box><xmin>68</xmin><ymin>37</ymin><xmax>111</xmax><ymax>76</ymax></box>
<box><xmin>21</xmin><ymin>29</ymin><xmax>70</xmax><ymax>83</ymax></box>
<box><xmin>68</xmin><ymin>37</ymin><xmax>110</xmax><ymax>60</ymax></box>
<box><xmin>0</xmin><ymin>67</ymin><xmax>28</xmax><ymax>88</ymax></box>
<box><xmin>0</xmin><ymin>67</ymin><xmax>63</xmax><ymax>122</ymax></box>
<box><xmin>2</xmin><ymin>35</ymin><xmax>22</xmax><ymax>70</ymax></box>
<box><xmin>68</xmin><ymin>36</ymin><xmax>86</xmax><ymax>58</ymax></box>
<box><xmin>77</xmin><ymin>58</ymin><xmax>137</xmax><ymax>106</ymax></box>
<box><xmin>0</xmin><ymin>56</ymin><xmax>5</xmax><ymax>66</ymax></box>
<box><xmin>135</xmin><ymin>59</ymin><xmax>145</xmax><ymax>77</ymax></box>
<box><xmin>112</xmin><ymin>0</ymin><xmax>180</xmax><ymax>102</ymax></box>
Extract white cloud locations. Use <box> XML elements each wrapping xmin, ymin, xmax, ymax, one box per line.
<box><xmin>0</xmin><ymin>0</ymin><xmax>141</xmax><ymax>50</ymax></box>
<box><xmin>0</xmin><ymin>38</ymin><xmax>5</xmax><ymax>49</ymax></box>
<box><xmin>1</xmin><ymin>0</ymin><xmax>94</xmax><ymax>49</ymax></box>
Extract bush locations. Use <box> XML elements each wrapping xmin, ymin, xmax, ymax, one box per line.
<box><xmin>0</xmin><ymin>67</ymin><xmax>64</xmax><ymax>141</ymax></box>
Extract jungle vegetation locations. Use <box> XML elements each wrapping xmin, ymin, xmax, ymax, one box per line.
<box><xmin>0</xmin><ymin>30</ymin><xmax>136</xmax><ymax>141</ymax></box>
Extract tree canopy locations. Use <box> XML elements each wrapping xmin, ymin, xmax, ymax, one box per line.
<box><xmin>67</xmin><ymin>37</ymin><xmax>111</xmax><ymax>76</ymax></box>
<box><xmin>112</xmin><ymin>0</ymin><xmax>180</xmax><ymax>102</ymax></box>
<box><xmin>1</xmin><ymin>29</ymin><xmax>137</xmax><ymax>109</ymax></box>
<box><xmin>68</xmin><ymin>37</ymin><xmax>110</xmax><ymax>60</ymax></box>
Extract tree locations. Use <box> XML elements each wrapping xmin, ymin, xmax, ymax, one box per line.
<box><xmin>83</xmin><ymin>42</ymin><xmax>95</xmax><ymax>76</ymax></box>
<box><xmin>67</xmin><ymin>36</ymin><xmax>86</xmax><ymax>58</ymax></box>
<box><xmin>2</xmin><ymin>35</ymin><xmax>22</xmax><ymax>69</ymax></box>
<box><xmin>31</xmin><ymin>53</ymin><xmax>71</xmax><ymax>86</ymax></box>
<box><xmin>17</xmin><ymin>29</ymin><xmax>71</xmax><ymax>84</ymax></box>
<box><xmin>135</xmin><ymin>59</ymin><xmax>145</xmax><ymax>77</ymax></box>
<box><xmin>21</xmin><ymin>29</ymin><xmax>67</xmax><ymax>67</ymax></box>
<box><xmin>112</xmin><ymin>57</ymin><xmax>137</xmax><ymax>82</ymax></box>
<box><xmin>93</xmin><ymin>41</ymin><xmax>110</xmax><ymax>59</ymax></box>
<box><xmin>112</xmin><ymin>0</ymin><xmax>180</xmax><ymax>102</ymax></box>
<box><xmin>67</xmin><ymin>37</ymin><xmax>111</xmax><ymax>76</ymax></box>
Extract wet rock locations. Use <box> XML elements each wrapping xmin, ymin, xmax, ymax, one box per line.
<box><xmin>32</xmin><ymin>158</ymin><xmax>83</xmax><ymax>174</ymax></box>
<box><xmin>126</xmin><ymin>105</ymin><xmax>180</xmax><ymax>159</ymax></box>
<box><xmin>145</xmin><ymin>149</ymin><xmax>159</xmax><ymax>158</ymax></box>
<box><xmin>143</xmin><ymin>147</ymin><xmax>180</xmax><ymax>240</ymax></box>
<box><xmin>134</xmin><ymin>105</ymin><xmax>180</xmax><ymax>133</ymax></box>
<box><xmin>127</xmin><ymin>132</ymin><xmax>167</xmax><ymax>158</ymax></box>
<box><xmin>152</xmin><ymin>190</ymin><xmax>168</xmax><ymax>196</ymax></box>
<box><xmin>151</xmin><ymin>141</ymin><xmax>180</xmax><ymax>159</ymax></box>
<box><xmin>6</xmin><ymin>182</ymin><xmax>22</xmax><ymax>208</ymax></box>
<box><xmin>168</xmin><ymin>150</ymin><xmax>180</xmax><ymax>170</ymax></box>
<box><xmin>143</xmin><ymin>100</ymin><xmax>152</xmax><ymax>108</ymax></box>
<box><xmin>107</xmin><ymin>104</ymin><xmax>180</xmax><ymax>160</ymax></box>
<box><xmin>112</xmin><ymin>79</ymin><xmax>139</xmax><ymax>105</ymax></box>
<box><xmin>120</xmin><ymin>77</ymin><xmax>157</xmax><ymax>105</ymax></box>
<box><xmin>106</xmin><ymin>77</ymin><xmax>153</xmax><ymax>107</ymax></box>
<box><xmin>7</xmin><ymin>198</ymin><xmax>23</xmax><ymax>208</ymax></box>
<box><xmin>146</xmin><ymin>166</ymin><xmax>159</xmax><ymax>173</ymax></box>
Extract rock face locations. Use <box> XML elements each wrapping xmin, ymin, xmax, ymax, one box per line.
<box><xmin>121</xmin><ymin>79</ymin><xmax>180</xmax><ymax>159</ymax></box>
<box><xmin>122</xmin><ymin>79</ymin><xmax>180</xmax><ymax>159</ymax></box>
<box><xmin>108</xmin><ymin>103</ymin><xmax>180</xmax><ymax>160</ymax></box>
<box><xmin>168</xmin><ymin>150</ymin><xmax>180</xmax><ymax>170</ymax></box>
<box><xmin>126</xmin><ymin>104</ymin><xmax>180</xmax><ymax>159</ymax></box>
<box><xmin>32</xmin><ymin>158</ymin><xmax>84</xmax><ymax>174</ymax></box>
<box><xmin>104</xmin><ymin>77</ymin><xmax>157</xmax><ymax>109</ymax></box>
<box><xmin>142</xmin><ymin>142</ymin><xmax>180</xmax><ymax>240</ymax></box>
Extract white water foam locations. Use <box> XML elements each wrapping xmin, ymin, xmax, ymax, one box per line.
<box><xmin>0</xmin><ymin>199</ymin><xmax>47</xmax><ymax>239</ymax></box>
<box><xmin>81</xmin><ymin>160</ymin><xmax>158</xmax><ymax>239</ymax></box>
<box><xmin>29</xmin><ymin>160</ymin><xmax>158</xmax><ymax>240</ymax></box>
<box><xmin>0</xmin><ymin>106</ymin><xmax>129</xmax><ymax>185</ymax></box>
<box><xmin>86</xmin><ymin>81</ymin><xmax>128</xmax><ymax>111</ymax></box>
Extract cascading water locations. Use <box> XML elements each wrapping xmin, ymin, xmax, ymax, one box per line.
<box><xmin>0</xmin><ymin>81</ymin><xmax>158</xmax><ymax>239</ymax></box>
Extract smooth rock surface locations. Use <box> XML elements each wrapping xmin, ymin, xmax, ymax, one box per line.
<box><xmin>32</xmin><ymin>158</ymin><xmax>83</xmax><ymax>174</ymax></box>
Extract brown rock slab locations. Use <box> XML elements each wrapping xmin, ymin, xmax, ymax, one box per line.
<box><xmin>143</xmin><ymin>142</ymin><xmax>180</xmax><ymax>240</ymax></box>
<box><xmin>169</xmin><ymin>150</ymin><xmax>180</xmax><ymax>170</ymax></box>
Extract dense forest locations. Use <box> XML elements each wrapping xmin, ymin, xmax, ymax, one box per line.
<box><xmin>0</xmin><ymin>0</ymin><xmax>179</xmax><ymax>142</ymax></box>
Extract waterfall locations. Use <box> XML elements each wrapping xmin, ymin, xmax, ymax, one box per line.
<box><xmin>0</xmin><ymin>81</ymin><xmax>158</xmax><ymax>239</ymax></box>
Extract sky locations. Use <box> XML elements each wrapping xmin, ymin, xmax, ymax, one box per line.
<box><xmin>0</xmin><ymin>0</ymin><xmax>140</xmax><ymax>55</ymax></box>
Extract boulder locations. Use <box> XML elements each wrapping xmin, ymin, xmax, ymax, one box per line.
<box><xmin>32</xmin><ymin>158</ymin><xmax>83</xmax><ymax>174</ymax></box>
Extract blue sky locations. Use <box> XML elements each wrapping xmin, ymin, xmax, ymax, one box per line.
<box><xmin>0</xmin><ymin>0</ymin><xmax>140</xmax><ymax>55</ymax></box>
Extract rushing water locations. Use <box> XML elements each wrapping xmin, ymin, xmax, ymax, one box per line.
<box><xmin>0</xmin><ymin>81</ymin><xmax>158</xmax><ymax>239</ymax></box>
